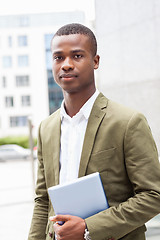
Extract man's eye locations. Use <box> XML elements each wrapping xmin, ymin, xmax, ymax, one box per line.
<box><xmin>74</xmin><ymin>54</ymin><xmax>83</xmax><ymax>59</ymax></box>
<box><xmin>53</xmin><ymin>56</ymin><xmax>63</xmax><ymax>60</ymax></box>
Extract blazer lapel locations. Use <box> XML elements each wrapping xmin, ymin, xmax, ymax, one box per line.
<box><xmin>49</xmin><ymin>110</ymin><xmax>61</xmax><ymax>185</ymax></box>
<box><xmin>78</xmin><ymin>93</ymin><xmax>108</xmax><ymax>177</ymax></box>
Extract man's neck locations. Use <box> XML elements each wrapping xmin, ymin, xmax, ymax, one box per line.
<box><xmin>63</xmin><ymin>87</ymin><xmax>96</xmax><ymax>118</ymax></box>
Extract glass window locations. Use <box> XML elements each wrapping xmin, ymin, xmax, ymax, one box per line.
<box><xmin>18</xmin><ymin>55</ymin><xmax>29</xmax><ymax>67</ymax></box>
<box><xmin>8</xmin><ymin>36</ymin><xmax>12</xmax><ymax>47</ymax></box>
<box><xmin>2</xmin><ymin>56</ymin><xmax>12</xmax><ymax>68</ymax></box>
<box><xmin>45</xmin><ymin>34</ymin><xmax>53</xmax><ymax>70</ymax></box>
<box><xmin>44</xmin><ymin>34</ymin><xmax>63</xmax><ymax>114</ymax></box>
<box><xmin>21</xmin><ymin>95</ymin><xmax>31</xmax><ymax>106</ymax></box>
<box><xmin>46</xmin><ymin>50</ymin><xmax>52</xmax><ymax>69</ymax></box>
<box><xmin>49</xmin><ymin>88</ymin><xmax>63</xmax><ymax>114</ymax></box>
<box><xmin>47</xmin><ymin>70</ymin><xmax>56</xmax><ymax>87</ymax></box>
<box><xmin>16</xmin><ymin>75</ymin><xmax>29</xmax><ymax>86</ymax></box>
<box><xmin>19</xmin><ymin>16</ymin><xmax>29</xmax><ymax>27</ymax></box>
<box><xmin>2</xmin><ymin>76</ymin><xmax>7</xmax><ymax>88</ymax></box>
<box><xmin>10</xmin><ymin>116</ymin><xmax>28</xmax><ymax>127</ymax></box>
<box><xmin>5</xmin><ymin>96</ymin><xmax>14</xmax><ymax>107</ymax></box>
<box><xmin>18</xmin><ymin>35</ymin><xmax>28</xmax><ymax>46</ymax></box>
<box><xmin>45</xmin><ymin>34</ymin><xmax>53</xmax><ymax>50</ymax></box>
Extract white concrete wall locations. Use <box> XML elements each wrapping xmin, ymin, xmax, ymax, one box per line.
<box><xmin>95</xmin><ymin>0</ymin><xmax>160</xmax><ymax>153</ymax></box>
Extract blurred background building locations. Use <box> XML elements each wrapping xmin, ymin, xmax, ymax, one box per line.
<box><xmin>0</xmin><ymin>1</ymin><xmax>160</xmax><ymax>240</ymax></box>
<box><xmin>0</xmin><ymin>11</ymin><xmax>85</xmax><ymax>137</ymax></box>
<box><xmin>95</xmin><ymin>0</ymin><xmax>160</xmax><ymax>152</ymax></box>
<box><xmin>0</xmin><ymin>0</ymin><xmax>159</xmax><ymax>153</ymax></box>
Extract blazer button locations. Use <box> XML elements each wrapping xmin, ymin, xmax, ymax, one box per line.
<box><xmin>49</xmin><ymin>232</ymin><xmax>53</xmax><ymax>238</ymax></box>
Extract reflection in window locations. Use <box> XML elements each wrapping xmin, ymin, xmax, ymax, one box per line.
<box><xmin>5</xmin><ymin>96</ymin><xmax>14</xmax><ymax>107</ymax></box>
<box><xmin>18</xmin><ymin>55</ymin><xmax>29</xmax><ymax>67</ymax></box>
<box><xmin>21</xmin><ymin>95</ymin><xmax>31</xmax><ymax>106</ymax></box>
<box><xmin>16</xmin><ymin>75</ymin><xmax>29</xmax><ymax>86</ymax></box>
<box><xmin>2</xmin><ymin>56</ymin><xmax>12</xmax><ymax>68</ymax></box>
<box><xmin>10</xmin><ymin>116</ymin><xmax>28</xmax><ymax>127</ymax></box>
<box><xmin>18</xmin><ymin>35</ymin><xmax>28</xmax><ymax>46</ymax></box>
<box><xmin>45</xmin><ymin>34</ymin><xmax>63</xmax><ymax>114</ymax></box>
<box><xmin>47</xmin><ymin>70</ymin><xmax>56</xmax><ymax>87</ymax></box>
<box><xmin>49</xmin><ymin>88</ymin><xmax>63</xmax><ymax>114</ymax></box>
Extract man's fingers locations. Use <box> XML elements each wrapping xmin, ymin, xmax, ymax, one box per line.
<box><xmin>49</xmin><ymin>214</ymin><xmax>71</xmax><ymax>222</ymax></box>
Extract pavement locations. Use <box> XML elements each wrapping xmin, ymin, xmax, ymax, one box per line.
<box><xmin>0</xmin><ymin>160</ymin><xmax>160</xmax><ymax>240</ymax></box>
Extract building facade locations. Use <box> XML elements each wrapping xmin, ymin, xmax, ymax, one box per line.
<box><xmin>95</xmin><ymin>0</ymin><xmax>160</xmax><ymax>152</ymax></box>
<box><xmin>0</xmin><ymin>12</ymin><xmax>85</xmax><ymax>137</ymax></box>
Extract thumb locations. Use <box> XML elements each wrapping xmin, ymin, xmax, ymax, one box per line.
<box><xmin>49</xmin><ymin>214</ymin><xmax>71</xmax><ymax>222</ymax></box>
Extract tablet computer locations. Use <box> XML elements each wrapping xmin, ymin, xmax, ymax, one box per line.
<box><xmin>48</xmin><ymin>172</ymin><xmax>109</xmax><ymax>219</ymax></box>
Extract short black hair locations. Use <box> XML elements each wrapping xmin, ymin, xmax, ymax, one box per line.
<box><xmin>52</xmin><ymin>23</ymin><xmax>97</xmax><ymax>56</ymax></box>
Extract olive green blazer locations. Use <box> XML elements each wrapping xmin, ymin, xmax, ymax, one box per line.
<box><xmin>28</xmin><ymin>93</ymin><xmax>160</xmax><ymax>240</ymax></box>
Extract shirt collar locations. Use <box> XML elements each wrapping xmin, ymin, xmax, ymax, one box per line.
<box><xmin>60</xmin><ymin>89</ymin><xmax>99</xmax><ymax>121</ymax></box>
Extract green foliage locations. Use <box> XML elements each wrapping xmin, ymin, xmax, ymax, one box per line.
<box><xmin>0</xmin><ymin>136</ymin><xmax>37</xmax><ymax>149</ymax></box>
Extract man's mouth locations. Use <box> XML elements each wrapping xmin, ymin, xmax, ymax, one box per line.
<box><xmin>60</xmin><ymin>74</ymin><xmax>78</xmax><ymax>80</ymax></box>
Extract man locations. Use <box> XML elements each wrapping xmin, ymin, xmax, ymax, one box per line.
<box><xmin>28</xmin><ymin>23</ymin><xmax>160</xmax><ymax>240</ymax></box>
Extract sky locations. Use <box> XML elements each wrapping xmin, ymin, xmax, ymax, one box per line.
<box><xmin>0</xmin><ymin>0</ymin><xmax>95</xmax><ymax>20</ymax></box>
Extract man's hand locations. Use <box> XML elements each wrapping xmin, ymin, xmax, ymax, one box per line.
<box><xmin>49</xmin><ymin>215</ymin><xmax>86</xmax><ymax>240</ymax></box>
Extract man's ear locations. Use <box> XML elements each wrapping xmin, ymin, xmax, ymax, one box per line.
<box><xmin>94</xmin><ymin>55</ymin><xmax>100</xmax><ymax>69</ymax></box>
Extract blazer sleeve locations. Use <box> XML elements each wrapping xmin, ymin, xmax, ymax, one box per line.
<box><xmin>85</xmin><ymin>112</ymin><xmax>160</xmax><ymax>240</ymax></box>
<box><xmin>28</xmin><ymin>123</ymin><xmax>49</xmax><ymax>240</ymax></box>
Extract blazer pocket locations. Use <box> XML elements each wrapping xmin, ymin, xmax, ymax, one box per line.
<box><xmin>89</xmin><ymin>148</ymin><xmax>116</xmax><ymax>173</ymax></box>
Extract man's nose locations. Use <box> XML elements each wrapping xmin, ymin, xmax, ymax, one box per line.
<box><xmin>62</xmin><ymin>57</ymin><xmax>74</xmax><ymax>71</ymax></box>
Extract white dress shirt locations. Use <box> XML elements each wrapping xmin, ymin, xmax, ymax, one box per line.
<box><xmin>59</xmin><ymin>90</ymin><xmax>99</xmax><ymax>184</ymax></box>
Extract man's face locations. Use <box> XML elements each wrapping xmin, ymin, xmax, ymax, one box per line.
<box><xmin>51</xmin><ymin>34</ymin><xmax>99</xmax><ymax>94</ymax></box>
